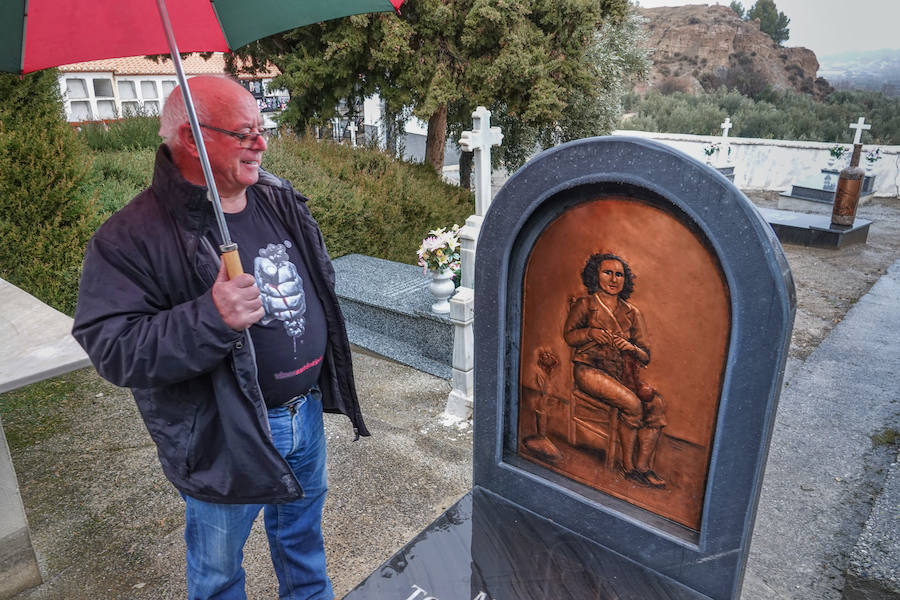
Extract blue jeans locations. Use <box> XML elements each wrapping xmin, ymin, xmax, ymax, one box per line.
<box><xmin>182</xmin><ymin>390</ymin><xmax>333</xmax><ymax>600</ymax></box>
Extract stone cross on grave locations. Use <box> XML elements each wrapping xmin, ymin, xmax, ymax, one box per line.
<box><xmin>347</xmin><ymin>121</ymin><xmax>358</xmax><ymax>147</ymax></box>
<box><xmin>445</xmin><ymin>107</ymin><xmax>503</xmax><ymax>420</ymax></box>
<box><xmin>459</xmin><ymin>106</ymin><xmax>504</xmax><ymax>217</ymax></box>
<box><xmin>849</xmin><ymin>116</ymin><xmax>871</xmax><ymax>145</ymax></box>
<box><xmin>720</xmin><ymin>117</ymin><xmax>733</xmax><ymax>164</ymax></box>
<box><xmin>457</xmin><ymin>106</ymin><xmax>503</xmax><ymax>289</ymax></box>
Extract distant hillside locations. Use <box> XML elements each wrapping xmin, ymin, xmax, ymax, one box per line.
<box><xmin>819</xmin><ymin>49</ymin><xmax>900</xmax><ymax>96</ymax></box>
<box><xmin>637</xmin><ymin>4</ymin><xmax>831</xmax><ymax>99</ymax></box>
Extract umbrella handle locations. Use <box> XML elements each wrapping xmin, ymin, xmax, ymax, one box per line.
<box><xmin>220</xmin><ymin>244</ymin><xmax>244</xmax><ymax>280</ymax></box>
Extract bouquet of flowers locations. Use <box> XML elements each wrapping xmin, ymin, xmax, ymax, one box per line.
<box><xmin>829</xmin><ymin>144</ymin><xmax>847</xmax><ymax>159</ymax></box>
<box><xmin>703</xmin><ymin>142</ymin><xmax>719</xmax><ymax>157</ymax></box>
<box><xmin>865</xmin><ymin>148</ymin><xmax>882</xmax><ymax>165</ymax></box>
<box><xmin>417</xmin><ymin>225</ymin><xmax>461</xmax><ymax>275</ymax></box>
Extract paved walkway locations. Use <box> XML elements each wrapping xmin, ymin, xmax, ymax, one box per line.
<box><xmin>742</xmin><ymin>258</ymin><xmax>900</xmax><ymax>599</ymax></box>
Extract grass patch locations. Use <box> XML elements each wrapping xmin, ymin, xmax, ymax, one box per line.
<box><xmin>871</xmin><ymin>428</ymin><xmax>899</xmax><ymax>448</ymax></box>
<box><xmin>87</xmin><ymin>149</ymin><xmax>155</xmax><ymax>218</ymax></box>
<box><xmin>0</xmin><ymin>369</ymin><xmax>127</xmax><ymax>452</ymax></box>
<box><xmin>0</xmin><ymin>369</ymin><xmax>103</xmax><ymax>450</ymax></box>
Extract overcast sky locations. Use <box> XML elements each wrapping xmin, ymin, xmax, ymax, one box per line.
<box><xmin>633</xmin><ymin>1</ymin><xmax>900</xmax><ymax>57</ymax></box>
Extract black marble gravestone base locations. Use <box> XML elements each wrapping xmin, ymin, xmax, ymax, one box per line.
<box><xmin>345</xmin><ymin>487</ymin><xmax>707</xmax><ymax>600</ymax></box>
<box><xmin>777</xmin><ymin>170</ymin><xmax>875</xmax><ymax>213</ymax></box>
<box><xmin>759</xmin><ymin>207</ymin><xmax>871</xmax><ymax>248</ymax></box>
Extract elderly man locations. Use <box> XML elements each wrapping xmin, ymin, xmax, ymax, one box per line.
<box><xmin>73</xmin><ymin>76</ymin><xmax>367</xmax><ymax>600</ymax></box>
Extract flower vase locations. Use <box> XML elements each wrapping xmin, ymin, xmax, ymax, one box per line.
<box><xmin>428</xmin><ymin>269</ymin><xmax>455</xmax><ymax>314</ymax></box>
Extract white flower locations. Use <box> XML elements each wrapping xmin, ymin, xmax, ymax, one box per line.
<box><xmin>417</xmin><ymin>224</ymin><xmax>462</xmax><ymax>275</ymax></box>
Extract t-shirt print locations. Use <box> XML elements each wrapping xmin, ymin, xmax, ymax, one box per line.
<box><xmin>254</xmin><ymin>242</ymin><xmax>307</xmax><ymax>351</ymax></box>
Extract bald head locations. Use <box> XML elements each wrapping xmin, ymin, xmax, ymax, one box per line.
<box><xmin>159</xmin><ymin>76</ymin><xmax>255</xmax><ymax>147</ymax></box>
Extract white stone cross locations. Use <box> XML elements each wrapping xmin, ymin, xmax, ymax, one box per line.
<box><xmin>849</xmin><ymin>116</ymin><xmax>871</xmax><ymax>145</ymax></box>
<box><xmin>720</xmin><ymin>117</ymin><xmax>732</xmax><ymax>137</ymax></box>
<box><xmin>459</xmin><ymin>106</ymin><xmax>503</xmax><ymax>216</ymax></box>
<box><xmin>719</xmin><ymin>117</ymin><xmax>733</xmax><ymax>164</ymax></box>
<box><xmin>348</xmin><ymin>121</ymin><xmax>358</xmax><ymax>147</ymax></box>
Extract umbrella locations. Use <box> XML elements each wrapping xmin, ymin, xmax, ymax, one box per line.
<box><xmin>0</xmin><ymin>0</ymin><xmax>405</xmax><ymax>277</ymax></box>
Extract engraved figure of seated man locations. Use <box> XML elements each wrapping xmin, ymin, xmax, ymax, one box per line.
<box><xmin>564</xmin><ymin>253</ymin><xmax>667</xmax><ymax>488</ymax></box>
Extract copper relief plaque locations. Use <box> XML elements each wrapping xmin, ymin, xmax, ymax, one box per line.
<box><xmin>517</xmin><ymin>196</ymin><xmax>731</xmax><ymax>531</ymax></box>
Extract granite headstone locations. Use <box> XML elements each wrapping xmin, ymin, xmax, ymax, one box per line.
<box><xmin>346</xmin><ymin>136</ymin><xmax>795</xmax><ymax>600</ymax></box>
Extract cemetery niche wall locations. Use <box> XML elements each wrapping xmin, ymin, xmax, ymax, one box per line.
<box><xmin>346</xmin><ymin>137</ymin><xmax>794</xmax><ymax>600</ymax></box>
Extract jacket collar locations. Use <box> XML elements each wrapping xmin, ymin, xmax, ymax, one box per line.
<box><xmin>151</xmin><ymin>145</ymin><xmax>209</xmax><ymax>216</ymax></box>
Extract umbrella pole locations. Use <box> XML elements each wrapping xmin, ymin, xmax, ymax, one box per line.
<box><xmin>155</xmin><ymin>0</ymin><xmax>243</xmax><ymax>279</ymax></box>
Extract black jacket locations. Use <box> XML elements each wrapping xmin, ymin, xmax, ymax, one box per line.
<box><xmin>73</xmin><ymin>146</ymin><xmax>368</xmax><ymax>504</ymax></box>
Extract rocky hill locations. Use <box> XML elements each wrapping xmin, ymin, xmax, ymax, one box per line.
<box><xmin>637</xmin><ymin>4</ymin><xmax>832</xmax><ymax>99</ymax></box>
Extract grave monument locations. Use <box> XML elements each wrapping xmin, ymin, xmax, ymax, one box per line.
<box><xmin>445</xmin><ymin>107</ymin><xmax>503</xmax><ymax>419</ymax></box>
<box><xmin>715</xmin><ymin>117</ymin><xmax>735</xmax><ymax>182</ymax></box>
<box><xmin>778</xmin><ymin>116</ymin><xmax>877</xmax><ymax>214</ymax></box>
<box><xmin>767</xmin><ymin>117</ymin><xmax>874</xmax><ymax>248</ymax></box>
<box><xmin>331</xmin><ymin>254</ymin><xmax>453</xmax><ymax>379</ymax></box>
<box><xmin>348</xmin><ymin>120</ymin><xmax>358</xmax><ymax>147</ymax></box>
<box><xmin>331</xmin><ymin>108</ymin><xmax>503</xmax><ymax>384</ymax></box>
<box><xmin>346</xmin><ymin>136</ymin><xmax>795</xmax><ymax>599</ymax></box>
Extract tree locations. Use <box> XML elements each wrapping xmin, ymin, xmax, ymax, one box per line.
<box><xmin>487</xmin><ymin>10</ymin><xmax>650</xmax><ymax>171</ymax></box>
<box><xmin>0</xmin><ymin>70</ymin><xmax>97</xmax><ymax>313</ymax></box>
<box><xmin>729</xmin><ymin>1</ymin><xmax>746</xmax><ymax>19</ymax></box>
<box><xmin>746</xmin><ymin>0</ymin><xmax>790</xmax><ymax>46</ymax></box>
<box><xmin>232</xmin><ymin>0</ymin><xmax>643</xmax><ymax>174</ymax></box>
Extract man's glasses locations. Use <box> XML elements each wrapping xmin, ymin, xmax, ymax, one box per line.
<box><xmin>199</xmin><ymin>123</ymin><xmax>266</xmax><ymax>148</ymax></box>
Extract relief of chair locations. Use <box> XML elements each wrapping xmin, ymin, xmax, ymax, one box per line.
<box><xmin>567</xmin><ymin>388</ymin><xmax>619</xmax><ymax>470</ymax></box>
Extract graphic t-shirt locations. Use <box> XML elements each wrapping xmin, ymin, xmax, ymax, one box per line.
<box><xmin>222</xmin><ymin>188</ymin><xmax>327</xmax><ymax>407</ymax></box>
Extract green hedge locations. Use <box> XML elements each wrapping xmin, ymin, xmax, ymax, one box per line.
<box><xmin>78</xmin><ymin>114</ymin><xmax>162</xmax><ymax>151</ymax></box>
<box><xmin>84</xmin><ymin>135</ymin><xmax>475</xmax><ymax>266</ymax></box>
<box><xmin>84</xmin><ymin>134</ymin><xmax>474</xmax><ymax>265</ymax></box>
<box><xmin>0</xmin><ymin>71</ymin><xmax>99</xmax><ymax>315</ymax></box>
<box><xmin>260</xmin><ymin>135</ymin><xmax>474</xmax><ymax>265</ymax></box>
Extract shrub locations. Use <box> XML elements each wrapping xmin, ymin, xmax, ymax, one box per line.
<box><xmin>658</xmin><ymin>77</ymin><xmax>688</xmax><ymax>96</ymax></box>
<box><xmin>88</xmin><ymin>150</ymin><xmax>155</xmax><ymax>217</ymax></box>
<box><xmin>262</xmin><ymin>135</ymin><xmax>474</xmax><ymax>265</ymax></box>
<box><xmin>79</xmin><ymin>135</ymin><xmax>473</xmax><ymax>268</ymax></box>
<box><xmin>619</xmin><ymin>87</ymin><xmax>900</xmax><ymax>144</ymax></box>
<box><xmin>78</xmin><ymin>114</ymin><xmax>162</xmax><ymax>151</ymax></box>
<box><xmin>0</xmin><ymin>70</ymin><xmax>98</xmax><ymax>315</ymax></box>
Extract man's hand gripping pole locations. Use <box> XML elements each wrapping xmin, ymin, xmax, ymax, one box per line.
<box><xmin>220</xmin><ymin>244</ymin><xmax>243</xmax><ymax>280</ymax></box>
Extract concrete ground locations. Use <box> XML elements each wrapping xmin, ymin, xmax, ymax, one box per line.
<box><xmin>2</xmin><ymin>199</ymin><xmax>899</xmax><ymax>599</ymax></box>
<box><xmin>1</xmin><ymin>349</ymin><xmax>473</xmax><ymax>600</ymax></box>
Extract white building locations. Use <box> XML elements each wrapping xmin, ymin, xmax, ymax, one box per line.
<box><xmin>57</xmin><ymin>54</ymin><xmax>287</xmax><ymax>128</ymax></box>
